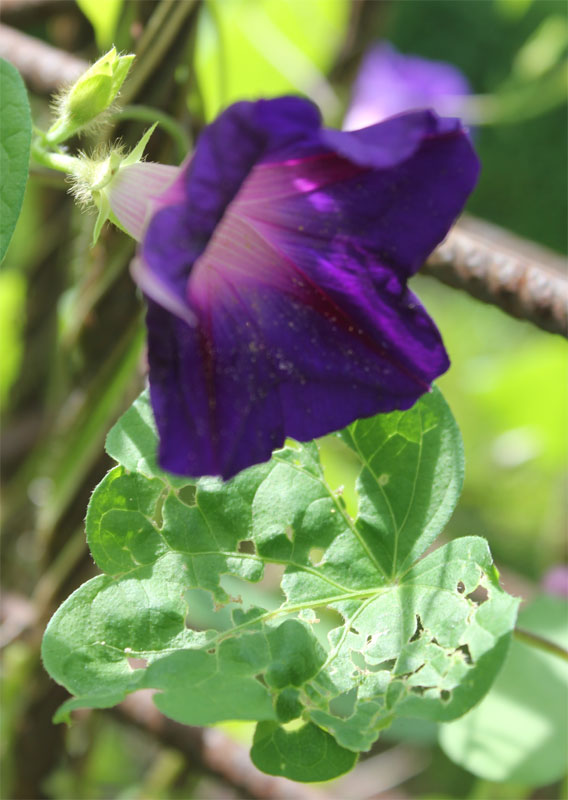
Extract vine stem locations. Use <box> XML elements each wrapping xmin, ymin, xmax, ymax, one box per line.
<box><xmin>31</xmin><ymin>139</ymin><xmax>79</xmax><ymax>175</ymax></box>
<box><xmin>514</xmin><ymin>627</ymin><xmax>568</xmax><ymax>662</ymax></box>
<box><xmin>120</xmin><ymin>0</ymin><xmax>199</xmax><ymax>105</ymax></box>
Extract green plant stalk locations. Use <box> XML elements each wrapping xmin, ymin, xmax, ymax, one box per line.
<box><xmin>514</xmin><ymin>627</ymin><xmax>568</xmax><ymax>662</ymax></box>
<box><xmin>2</xmin><ymin>319</ymin><xmax>145</xmax><ymax>564</ymax></box>
<box><xmin>134</xmin><ymin>0</ymin><xmax>179</xmax><ymax>61</ymax></box>
<box><xmin>121</xmin><ymin>0</ymin><xmax>199</xmax><ymax>105</ymax></box>
<box><xmin>31</xmin><ymin>527</ymin><xmax>88</xmax><ymax>618</ymax></box>
<box><xmin>461</xmin><ymin>61</ymin><xmax>568</xmax><ymax>125</ymax></box>
<box><xmin>60</xmin><ymin>236</ymin><xmax>135</xmax><ymax>349</ymax></box>
<box><xmin>36</xmin><ymin>319</ymin><xmax>145</xmax><ymax>547</ymax></box>
<box><xmin>31</xmin><ymin>139</ymin><xmax>79</xmax><ymax>175</ymax></box>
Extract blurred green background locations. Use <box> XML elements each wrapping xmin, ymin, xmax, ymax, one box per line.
<box><xmin>1</xmin><ymin>0</ymin><xmax>566</xmax><ymax>798</ymax></box>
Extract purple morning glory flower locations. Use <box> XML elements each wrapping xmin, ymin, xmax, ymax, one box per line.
<box><xmin>116</xmin><ymin>96</ymin><xmax>478</xmax><ymax>479</ymax></box>
<box><xmin>344</xmin><ymin>43</ymin><xmax>471</xmax><ymax>131</ymax></box>
<box><xmin>542</xmin><ymin>566</ymin><xmax>568</xmax><ymax>598</ymax></box>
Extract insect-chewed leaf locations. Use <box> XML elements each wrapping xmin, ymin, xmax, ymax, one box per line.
<box><xmin>42</xmin><ymin>388</ymin><xmax>518</xmax><ymax>781</ymax></box>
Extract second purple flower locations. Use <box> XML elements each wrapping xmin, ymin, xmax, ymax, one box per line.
<box><xmin>114</xmin><ymin>97</ymin><xmax>479</xmax><ymax>479</ymax></box>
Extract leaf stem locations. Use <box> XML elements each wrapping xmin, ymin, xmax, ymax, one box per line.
<box><xmin>31</xmin><ymin>139</ymin><xmax>78</xmax><ymax>175</ymax></box>
<box><xmin>121</xmin><ymin>0</ymin><xmax>199</xmax><ymax>105</ymax></box>
<box><xmin>514</xmin><ymin>627</ymin><xmax>568</xmax><ymax>662</ymax></box>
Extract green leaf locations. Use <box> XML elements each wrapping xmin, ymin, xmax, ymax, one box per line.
<box><xmin>193</xmin><ymin>0</ymin><xmax>349</xmax><ymax>121</ymax></box>
<box><xmin>337</xmin><ymin>388</ymin><xmax>464</xmax><ymax>577</ymax></box>
<box><xmin>251</xmin><ymin>721</ymin><xmax>357</xmax><ymax>782</ymax></box>
<box><xmin>42</xmin><ymin>389</ymin><xmax>518</xmax><ymax>781</ymax></box>
<box><xmin>76</xmin><ymin>0</ymin><xmax>124</xmax><ymax>50</ymax></box>
<box><xmin>0</xmin><ymin>59</ymin><xmax>31</xmax><ymax>264</ymax></box>
<box><xmin>439</xmin><ymin>594</ymin><xmax>568</xmax><ymax>786</ymax></box>
<box><xmin>148</xmin><ymin>650</ymin><xmax>276</xmax><ymax>726</ymax></box>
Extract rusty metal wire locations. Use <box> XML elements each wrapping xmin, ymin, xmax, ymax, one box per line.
<box><xmin>425</xmin><ymin>216</ymin><xmax>567</xmax><ymax>337</ymax></box>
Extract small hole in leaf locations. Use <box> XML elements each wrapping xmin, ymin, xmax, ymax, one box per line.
<box><xmin>466</xmin><ymin>585</ymin><xmax>489</xmax><ymax>605</ymax></box>
<box><xmin>453</xmin><ymin>644</ymin><xmax>473</xmax><ymax>665</ymax></box>
<box><xmin>409</xmin><ymin>685</ymin><xmax>434</xmax><ymax>696</ymax></box>
<box><xmin>177</xmin><ymin>484</ymin><xmax>197</xmax><ymax>507</ymax></box>
<box><xmin>350</xmin><ymin>651</ymin><xmax>366</xmax><ymax>670</ymax></box>
<box><xmin>329</xmin><ymin>688</ymin><xmax>357</xmax><ymax>719</ymax></box>
<box><xmin>366</xmin><ymin>634</ymin><xmax>373</xmax><ymax>644</ymax></box>
<box><xmin>255</xmin><ymin>563</ymin><xmax>285</xmax><ymax>597</ymax></box>
<box><xmin>457</xmin><ymin>581</ymin><xmax>465</xmax><ymax>594</ymax></box>
<box><xmin>309</xmin><ymin>547</ymin><xmax>324</xmax><ymax>566</ymax></box>
<box><xmin>127</xmin><ymin>657</ymin><xmax>148</xmax><ymax>670</ymax></box>
<box><xmin>409</xmin><ymin>615</ymin><xmax>424</xmax><ymax>643</ymax></box>
<box><xmin>397</xmin><ymin>662</ymin><xmax>425</xmax><ymax>681</ymax></box>
<box><xmin>349</xmin><ymin>627</ymin><xmax>359</xmax><ymax>635</ymax></box>
<box><xmin>238</xmin><ymin>539</ymin><xmax>256</xmax><ymax>554</ymax></box>
<box><xmin>153</xmin><ymin>493</ymin><xmax>165</xmax><ymax>527</ymax></box>
<box><xmin>324</xmin><ymin>607</ymin><xmax>343</xmax><ymax>630</ymax></box>
<box><xmin>370</xmin><ymin>658</ymin><xmax>396</xmax><ymax>673</ymax></box>
<box><xmin>440</xmin><ymin>689</ymin><xmax>451</xmax><ymax>702</ymax></box>
<box><xmin>207</xmin><ymin>648</ymin><xmax>216</xmax><ymax>654</ymax></box>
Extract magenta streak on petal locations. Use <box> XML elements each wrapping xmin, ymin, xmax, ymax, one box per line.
<box><xmin>187</xmin><ymin>209</ymin><xmax>290</xmax><ymax>307</ymax></box>
<box><xmin>202</xmin><ymin>159</ymin><xmax>435</xmax><ymax>388</ymax></box>
<box><xmin>250</xmin><ymin>215</ymin><xmax>443</xmax><ymax>385</ymax></box>
<box><xmin>245</xmin><ymin>217</ymin><xmax>432</xmax><ymax>393</ymax></box>
<box><xmin>186</xmin><ymin>155</ymin><xmax>368</xmax><ymax>291</ymax></box>
<box><xmin>199</xmin><ymin>284</ymin><xmax>273</xmax><ymax>473</ymax></box>
<box><xmin>237</xmin><ymin>153</ymin><xmax>365</xmax><ymax>205</ymax></box>
<box><xmin>186</xmin><ymin>236</ymin><xmax>286</xmax><ymax>473</ymax></box>
<box><xmin>188</xmin><ymin>189</ymin><xmax>431</xmax><ymax>394</ymax></box>
<box><xmin>109</xmin><ymin>162</ymin><xmax>182</xmax><ymax>241</ymax></box>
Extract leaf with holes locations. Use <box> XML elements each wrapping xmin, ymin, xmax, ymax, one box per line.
<box><xmin>42</xmin><ymin>388</ymin><xmax>518</xmax><ymax>782</ymax></box>
<box><xmin>439</xmin><ymin>594</ymin><xmax>568</xmax><ymax>786</ymax></box>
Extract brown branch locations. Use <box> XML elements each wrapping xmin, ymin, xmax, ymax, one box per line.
<box><xmin>117</xmin><ymin>691</ymin><xmax>331</xmax><ymax>800</ymax></box>
<box><xmin>425</xmin><ymin>215</ymin><xmax>568</xmax><ymax>337</ymax></box>
<box><xmin>0</xmin><ymin>23</ymin><xmax>87</xmax><ymax>92</ymax></box>
<box><xmin>0</xmin><ymin>0</ymin><xmax>69</xmax><ymax>10</ymax></box>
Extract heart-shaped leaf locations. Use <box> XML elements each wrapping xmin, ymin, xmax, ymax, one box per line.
<box><xmin>0</xmin><ymin>59</ymin><xmax>31</xmax><ymax>263</ymax></box>
<box><xmin>42</xmin><ymin>388</ymin><xmax>518</xmax><ymax>781</ymax></box>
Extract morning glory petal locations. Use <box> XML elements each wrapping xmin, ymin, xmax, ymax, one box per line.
<box><xmin>243</xmin><ymin>112</ymin><xmax>477</xmax><ymax>277</ymax></box>
<box><xmin>344</xmin><ymin>42</ymin><xmax>471</xmax><ymax>131</ymax></box>
<box><xmin>136</xmin><ymin>97</ymin><xmax>479</xmax><ymax>479</ymax></box>
<box><xmin>149</xmin><ymin>197</ymin><xmax>448</xmax><ymax>479</ymax></box>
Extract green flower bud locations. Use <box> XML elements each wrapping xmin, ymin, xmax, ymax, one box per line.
<box><xmin>47</xmin><ymin>48</ymin><xmax>135</xmax><ymax>144</ymax></box>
